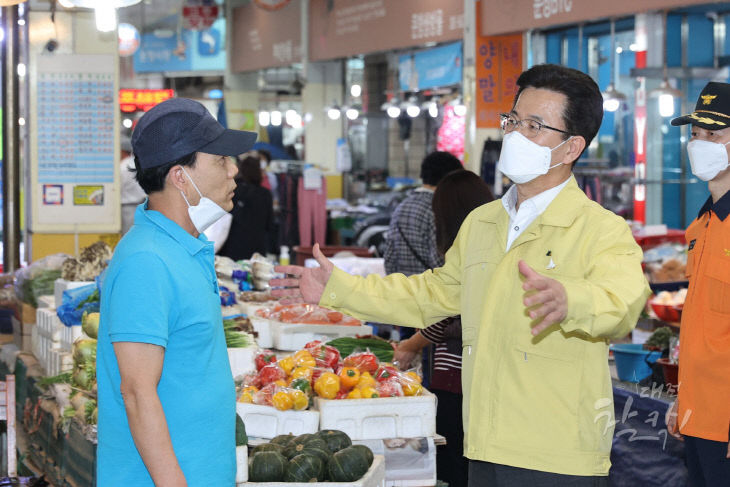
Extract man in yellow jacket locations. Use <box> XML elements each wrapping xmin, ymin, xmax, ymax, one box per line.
<box><xmin>273</xmin><ymin>64</ymin><xmax>650</xmax><ymax>486</ymax></box>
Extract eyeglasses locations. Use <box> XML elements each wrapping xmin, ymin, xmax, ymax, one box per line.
<box><xmin>499</xmin><ymin>113</ymin><xmax>571</xmax><ymax>138</ymax></box>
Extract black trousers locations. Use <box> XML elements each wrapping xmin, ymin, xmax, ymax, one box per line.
<box><xmin>685</xmin><ymin>435</ymin><xmax>730</xmax><ymax>487</ymax></box>
<box><xmin>467</xmin><ymin>460</ymin><xmax>609</xmax><ymax>487</ymax></box>
<box><xmin>434</xmin><ymin>389</ymin><xmax>468</xmax><ymax>487</ymax></box>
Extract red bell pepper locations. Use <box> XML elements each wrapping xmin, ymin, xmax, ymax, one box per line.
<box><xmin>255</xmin><ymin>350</ymin><xmax>277</xmax><ymax>371</ymax></box>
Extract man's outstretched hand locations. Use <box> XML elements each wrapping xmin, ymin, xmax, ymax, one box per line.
<box><xmin>519</xmin><ymin>260</ymin><xmax>568</xmax><ymax>336</ymax></box>
<box><xmin>270</xmin><ymin>243</ymin><xmax>334</xmax><ymax>304</ymax></box>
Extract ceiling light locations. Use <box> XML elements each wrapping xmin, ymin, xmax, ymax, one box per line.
<box><xmin>95</xmin><ymin>3</ymin><xmax>117</xmax><ymax>33</ymax></box>
<box><xmin>16</xmin><ymin>63</ymin><xmax>25</xmax><ymax>77</ymax></box>
<box><xmin>350</xmin><ymin>84</ymin><xmax>362</xmax><ymax>98</ymax></box>
<box><xmin>122</xmin><ymin>118</ymin><xmax>133</xmax><ymax>129</ymax></box>
<box><xmin>258</xmin><ymin>111</ymin><xmax>270</xmax><ymax>127</ymax></box>
<box><xmin>428</xmin><ymin>103</ymin><xmax>439</xmax><ymax>118</ymax></box>
<box><xmin>406</xmin><ymin>105</ymin><xmax>420</xmax><ymax>117</ymax></box>
<box><xmin>285</xmin><ymin>109</ymin><xmax>301</xmax><ymax>126</ymax></box>
<box><xmin>453</xmin><ymin>103</ymin><xmax>467</xmax><ymax>117</ymax></box>
<box><xmin>386</xmin><ymin>106</ymin><xmax>401</xmax><ymax>118</ymax></box>
<box><xmin>327</xmin><ymin>107</ymin><xmax>341</xmax><ymax>120</ymax></box>
<box><xmin>270</xmin><ymin>110</ymin><xmax>282</xmax><ymax>126</ymax></box>
<box><xmin>345</xmin><ymin>108</ymin><xmax>359</xmax><ymax>120</ymax></box>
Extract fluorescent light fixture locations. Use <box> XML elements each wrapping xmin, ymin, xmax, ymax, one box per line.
<box><xmin>658</xmin><ymin>93</ymin><xmax>675</xmax><ymax>117</ymax></box>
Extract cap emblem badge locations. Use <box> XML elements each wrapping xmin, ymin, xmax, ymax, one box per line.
<box><xmin>701</xmin><ymin>94</ymin><xmax>717</xmax><ymax>105</ymax></box>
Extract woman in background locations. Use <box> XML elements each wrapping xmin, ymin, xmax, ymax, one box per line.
<box><xmin>219</xmin><ymin>154</ymin><xmax>275</xmax><ymax>261</ymax></box>
<box><xmin>394</xmin><ymin>169</ymin><xmax>494</xmax><ymax>487</ymax></box>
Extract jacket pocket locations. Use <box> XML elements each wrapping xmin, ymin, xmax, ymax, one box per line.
<box><xmin>494</xmin><ymin>346</ymin><xmax>581</xmax><ymax>451</ymax></box>
<box><xmin>704</xmin><ymin>257</ymin><xmax>730</xmax><ymax>315</ymax></box>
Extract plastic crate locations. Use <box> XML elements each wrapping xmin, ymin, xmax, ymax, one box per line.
<box><xmin>273</xmin><ymin>322</ymin><xmax>373</xmax><ymax>351</ymax></box>
<box><xmin>314</xmin><ymin>391</ymin><xmax>436</xmax><ymax>440</ymax></box>
<box><xmin>240</xmin><ymin>454</ymin><xmax>385</xmax><ymax>487</ymax></box>
<box><xmin>236</xmin><ymin>402</ymin><xmax>319</xmax><ymax>439</ymax></box>
<box><xmin>633</xmin><ymin>229</ymin><xmax>686</xmax><ymax>250</ymax></box>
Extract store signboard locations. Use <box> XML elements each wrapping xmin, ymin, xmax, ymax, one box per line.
<box><xmin>481</xmin><ymin>0</ymin><xmax>719</xmax><ymax>36</ymax></box>
<box><xmin>119</xmin><ymin>89</ymin><xmax>175</xmax><ymax>112</ymax></box>
<box><xmin>310</xmin><ymin>0</ymin><xmax>464</xmax><ymax>62</ymax></box>
<box><xmin>398</xmin><ymin>41</ymin><xmax>462</xmax><ymax>92</ymax></box>
<box><xmin>231</xmin><ymin>0</ymin><xmax>302</xmax><ymax>72</ymax></box>
<box><xmin>475</xmin><ymin>34</ymin><xmax>523</xmax><ymax>129</ymax></box>
<box><xmin>133</xmin><ymin>17</ymin><xmax>226</xmax><ymax>73</ymax></box>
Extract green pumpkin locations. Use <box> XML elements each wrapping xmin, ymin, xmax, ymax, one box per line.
<box><xmin>349</xmin><ymin>444</ymin><xmax>374</xmax><ymax>467</ymax></box>
<box><xmin>317</xmin><ymin>429</ymin><xmax>352</xmax><ymax>453</ymax></box>
<box><xmin>289</xmin><ymin>433</ymin><xmax>317</xmax><ymax>447</ymax></box>
<box><xmin>327</xmin><ymin>446</ymin><xmax>370</xmax><ymax>482</ymax></box>
<box><xmin>283</xmin><ymin>438</ymin><xmax>328</xmax><ymax>460</ymax></box>
<box><xmin>250</xmin><ymin>443</ymin><xmax>285</xmax><ymax>456</ymax></box>
<box><xmin>285</xmin><ymin>453</ymin><xmax>325</xmax><ymax>482</ymax></box>
<box><xmin>235</xmin><ymin>414</ymin><xmax>247</xmax><ymax>446</ymax></box>
<box><xmin>249</xmin><ymin>450</ymin><xmax>287</xmax><ymax>482</ymax></box>
<box><xmin>270</xmin><ymin>433</ymin><xmax>295</xmax><ymax>446</ymax></box>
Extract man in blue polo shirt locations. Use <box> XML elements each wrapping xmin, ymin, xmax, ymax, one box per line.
<box><xmin>96</xmin><ymin>98</ymin><xmax>256</xmax><ymax>486</ymax></box>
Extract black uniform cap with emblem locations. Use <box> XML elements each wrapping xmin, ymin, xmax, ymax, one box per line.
<box><xmin>671</xmin><ymin>81</ymin><xmax>730</xmax><ymax>130</ymax></box>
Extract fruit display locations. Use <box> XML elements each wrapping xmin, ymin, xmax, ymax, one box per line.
<box><xmin>248</xmin><ymin>430</ymin><xmax>373</xmax><ymax>483</ymax></box>
<box><xmin>648</xmin><ymin>289</ymin><xmax>687</xmax><ymax>322</ymax></box>
<box><xmin>237</xmin><ymin>339</ymin><xmax>424</xmax><ymax>411</ymax></box>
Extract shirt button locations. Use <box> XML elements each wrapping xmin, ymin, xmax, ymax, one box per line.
<box><xmin>330</xmin><ymin>292</ymin><xmax>336</xmax><ymax>300</ymax></box>
<box><xmin>514</xmin><ymin>226</ymin><xmax>519</xmax><ymax>231</ymax></box>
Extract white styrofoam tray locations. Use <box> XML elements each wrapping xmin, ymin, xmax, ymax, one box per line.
<box><xmin>273</xmin><ymin>321</ymin><xmax>373</xmax><ymax>351</ymax></box>
<box><xmin>239</xmin><ymin>454</ymin><xmax>386</xmax><ymax>487</ymax></box>
<box><xmin>236</xmin><ymin>445</ymin><xmax>248</xmax><ymax>484</ymax></box>
<box><xmin>249</xmin><ymin>316</ymin><xmax>274</xmax><ymax>349</ymax></box>
<box><xmin>228</xmin><ymin>347</ymin><xmax>257</xmax><ymax>379</ymax></box>
<box><xmin>314</xmin><ymin>391</ymin><xmax>436</xmax><ymax>440</ymax></box>
<box><xmin>236</xmin><ymin>402</ymin><xmax>319</xmax><ymax>439</ymax></box>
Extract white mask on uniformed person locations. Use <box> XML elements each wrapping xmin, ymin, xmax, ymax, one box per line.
<box><xmin>687</xmin><ymin>139</ymin><xmax>730</xmax><ymax>181</ymax></box>
<box><xmin>497</xmin><ymin>131</ymin><xmax>572</xmax><ymax>184</ymax></box>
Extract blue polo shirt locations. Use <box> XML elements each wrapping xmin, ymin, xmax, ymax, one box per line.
<box><xmin>97</xmin><ymin>203</ymin><xmax>235</xmax><ymax>486</ymax></box>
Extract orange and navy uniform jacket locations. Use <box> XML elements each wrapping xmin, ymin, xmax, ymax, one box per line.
<box><xmin>679</xmin><ymin>192</ymin><xmax>730</xmax><ymax>442</ymax></box>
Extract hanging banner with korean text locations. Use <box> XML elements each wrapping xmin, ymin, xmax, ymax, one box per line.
<box><xmin>475</xmin><ymin>34</ymin><xmax>523</xmax><ymax>129</ymax></box>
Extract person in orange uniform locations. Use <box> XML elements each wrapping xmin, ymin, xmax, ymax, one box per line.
<box><xmin>667</xmin><ymin>81</ymin><xmax>730</xmax><ymax>486</ymax></box>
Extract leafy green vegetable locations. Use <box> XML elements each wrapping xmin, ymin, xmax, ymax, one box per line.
<box><xmin>644</xmin><ymin>326</ymin><xmax>674</xmax><ymax>351</ymax></box>
<box><xmin>84</xmin><ymin>399</ymin><xmax>97</xmax><ymax>425</ymax></box>
<box><xmin>37</xmin><ymin>372</ymin><xmax>73</xmax><ymax>388</ymax></box>
<box><xmin>326</xmin><ymin>337</ymin><xmax>395</xmax><ymax>362</ymax></box>
<box><xmin>75</xmin><ymin>289</ymin><xmax>99</xmax><ymax>310</ymax></box>
<box><xmin>225</xmin><ymin>330</ymin><xmax>253</xmax><ymax>348</ymax></box>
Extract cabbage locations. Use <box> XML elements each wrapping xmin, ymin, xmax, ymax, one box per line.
<box><xmin>81</xmin><ymin>312</ymin><xmax>99</xmax><ymax>339</ymax></box>
<box><xmin>72</xmin><ymin>338</ymin><xmax>97</xmax><ymax>366</ymax></box>
<box><xmin>72</xmin><ymin>366</ymin><xmax>94</xmax><ymax>390</ymax></box>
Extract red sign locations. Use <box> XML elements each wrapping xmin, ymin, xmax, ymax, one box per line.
<box><xmin>182</xmin><ymin>5</ymin><xmax>219</xmax><ymax>30</ymax></box>
<box><xmin>119</xmin><ymin>89</ymin><xmax>175</xmax><ymax>113</ymax></box>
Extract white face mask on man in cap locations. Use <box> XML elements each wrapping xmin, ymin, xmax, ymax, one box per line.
<box><xmin>686</xmin><ymin>139</ymin><xmax>730</xmax><ymax>182</ymax></box>
<box><xmin>179</xmin><ymin>166</ymin><xmax>228</xmax><ymax>233</ymax></box>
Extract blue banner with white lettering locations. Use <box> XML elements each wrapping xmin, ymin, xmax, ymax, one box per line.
<box><xmin>399</xmin><ymin>41</ymin><xmax>462</xmax><ymax>92</ymax></box>
<box><xmin>134</xmin><ymin>17</ymin><xmax>226</xmax><ymax>73</ymax></box>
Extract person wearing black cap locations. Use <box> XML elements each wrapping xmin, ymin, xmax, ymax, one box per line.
<box><xmin>96</xmin><ymin>98</ymin><xmax>256</xmax><ymax>486</ymax></box>
<box><xmin>667</xmin><ymin>81</ymin><xmax>730</xmax><ymax>486</ymax></box>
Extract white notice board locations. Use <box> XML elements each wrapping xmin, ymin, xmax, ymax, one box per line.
<box><xmin>31</xmin><ymin>54</ymin><xmax>120</xmax><ymax>232</ymax></box>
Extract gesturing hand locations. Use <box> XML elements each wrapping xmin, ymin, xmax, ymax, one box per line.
<box><xmin>519</xmin><ymin>260</ymin><xmax>568</xmax><ymax>336</ymax></box>
<box><xmin>270</xmin><ymin>243</ymin><xmax>334</xmax><ymax>305</ymax></box>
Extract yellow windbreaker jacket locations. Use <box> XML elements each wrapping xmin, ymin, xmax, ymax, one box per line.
<box><xmin>320</xmin><ymin>177</ymin><xmax>651</xmax><ymax>476</ymax></box>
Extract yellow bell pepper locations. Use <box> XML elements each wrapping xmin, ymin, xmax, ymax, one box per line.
<box><xmin>293</xmin><ymin>350</ymin><xmax>316</xmax><ymax>368</ymax></box>
<box><xmin>278</xmin><ymin>355</ymin><xmax>295</xmax><ymax>376</ymax></box>
<box><xmin>290</xmin><ymin>366</ymin><xmax>313</xmax><ymax>382</ymax></box>
<box><xmin>272</xmin><ymin>391</ymin><xmax>293</xmax><ymax>411</ymax></box>
<box><xmin>359</xmin><ymin>386</ymin><xmax>379</xmax><ymax>399</ymax></box>
<box><xmin>357</xmin><ymin>371</ymin><xmax>376</xmax><ymax>390</ymax></box>
<box><xmin>338</xmin><ymin>366</ymin><xmax>361</xmax><ymax>390</ymax></box>
<box><xmin>274</xmin><ymin>379</ymin><xmax>288</xmax><ymax>388</ymax></box>
<box><xmin>238</xmin><ymin>391</ymin><xmax>255</xmax><ymax>403</ymax></box>
<box><xmin>347</xmin><ymin>388</ymin><xmax>362</xmax><ymax>399</ymax></box>
<box><xmin>290</xmin><ymin>389</ymin><xmax>309</xmax><ymax>410</ymax></box>
<box><xmin>314</xmin><ymin>372</ymin><xmax>341</xmax><ymax>399</ymax></box>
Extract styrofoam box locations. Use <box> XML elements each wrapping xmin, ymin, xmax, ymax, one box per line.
<box><xmin>236</xmin><ymin>445</ymin><xmax>248</xmax><ymax>484</ymax></box>
<box><xmin>228</xmin><ymin>347</ymin><xmax>256</xmax><ymax>378</ymax></box>
<box><xmin>47</xmin><ymin>349</ymin><xmax>73</xmax><ymax>377</ymax></box>
<box><xmin>54</xmin><ymin>279</ymin><xmax>94</xmax><ymax>309</ymax></box>
<box><xmin>60</xmin><ymin>324</ymin><xmax>83</xmax><ymax>351</ymax></box>
<box><xmin>239</xmin><ymin>301</ymin><xmax>278</xmax><ymax>318</ymax></box>
<box><xmin>354</xmin><ymin>439</ymin><xmax>436</xmax><ymax>487</ymax></box>
<box><xmin>249</xmin><ymin>316</ymin><xmax>274</xmax><ymax>348</ymax></box>
<box><xmin>37</xmin><ymin>309</ymin><xmax>63</xmax><ymax>341</ymax></box>
<box><xmin>240</xmin><ymin>454</ymin><xmax>386</xmax><ymax>487</ymax></box>
<box><xmin>273</xmin><ymin>322</ymin><xmax>373</xmax><ymax>351</ymax></box>
<box><xmin>36</xmin><ymin>295</ymin><xmax>56</xmax><ymax>309</ymax></box>
<box><xmin>236</xmin><ymin>402</ymin><xmax>319</xmax><ymax>439</ymax></box>
<box><xmin>314</xmin><ymin>391</ymin><xmax>436</xmax><ymax>440</ymax></box>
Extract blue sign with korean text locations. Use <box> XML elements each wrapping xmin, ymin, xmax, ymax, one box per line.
<box><xmin>134</xmin><ymin>17</ymin><xmax>226</xmax><ymax>73</ymax></box>
<box><xmin>399</xmin><ymin>41</ymin><xmax>462</xmax><ymax>92</ymax></box>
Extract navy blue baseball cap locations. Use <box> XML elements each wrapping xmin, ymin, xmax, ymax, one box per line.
<box><xmin>132</xmin><ymin>97</ymin><xmax>257</xmax><ymax>169</ymax></box>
